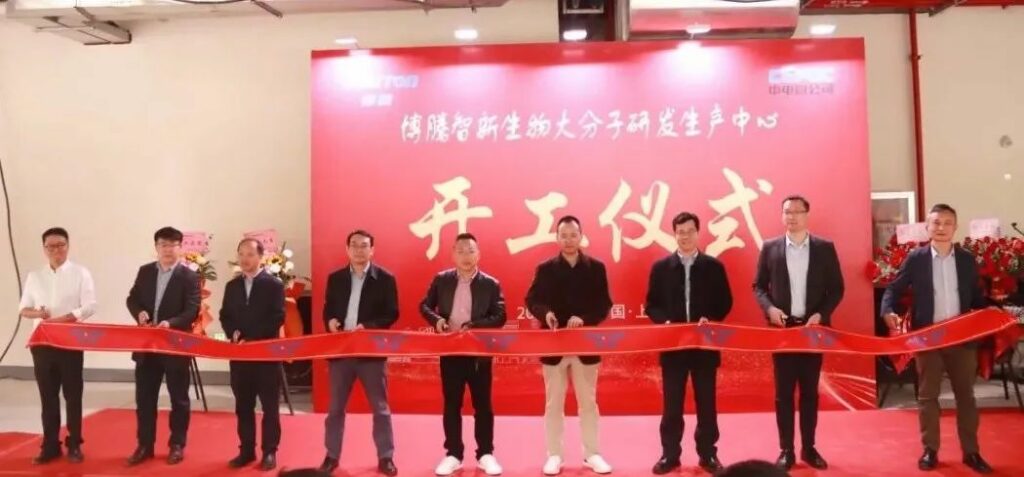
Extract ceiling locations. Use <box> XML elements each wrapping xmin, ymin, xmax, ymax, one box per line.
<box><xmin>803</xmin><ymin>0</ymin><xmax>1024</xmax><ymax>14</ymax></box>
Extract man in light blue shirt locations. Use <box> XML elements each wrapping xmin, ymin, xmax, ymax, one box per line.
<box><xmin>881</xmin><ymin>204</ymin><xmax>991</xmax><ymax>474</ymax></box>
<box><xmin>320</xmin><ymin>230</ymin><xmax>400</xmax><ymax>477</ymax></box>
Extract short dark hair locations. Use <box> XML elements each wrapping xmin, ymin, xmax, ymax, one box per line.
<box><xmin>455</xmin><ymin>232</ymin><xmax>477</xmax><ymax>244</ymax></box>
<box><xmin>237</xmin><ymin>238</ymin><xmax>265</xmax><ymax>255</ymax></box>
<box><xmin>154</xmin><ymin>226</ymin><xmax>184</xmax><ymax>244</ymax></box>
<box><xmin>671</xmin><ymin>212</ymin><xmax>700</xmax><ymax>232</ymax></box>
<box><xmin>715</xmin><ymin>459</ymin><xmax>791</xmax><ymax>477</ymax></box>
<box><xmin>277</xmin><ymin>469</ymin><xmax>332</xmax><ymax>477</ymax></box>
<box><xmin>930</xmin><ymin>203</ymin><xmax>957</xmax><ymax>218</ymax></box>
<box><xmin>556</xmin><ymin>215</ymin><xmax>582</xmax><ymax>232</ymax></box>
<box><xmin>41</xmin><ymin>227</ymin><xmax>69</xmax><ymax>244</ymax></box>
<box><xmin>347</xmin><ymin>229</ymin><xmax>374</xmax><ymax>247</ymax></box>
<box><xmin>782</xmin><ymin>195</ymin><xmax>810</xmax><ymax>212</ymax></box>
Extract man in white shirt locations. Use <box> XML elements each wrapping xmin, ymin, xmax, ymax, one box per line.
<box><xmin>18</xmin><ymin>227</ymin><xmax>97</xmax><ymax>465</ymax></box>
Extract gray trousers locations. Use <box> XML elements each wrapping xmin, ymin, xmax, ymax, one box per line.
<box><xmin>323</xmin><ymin>358</ymin><xmax>395</xmax><ymax>460</ymax></box>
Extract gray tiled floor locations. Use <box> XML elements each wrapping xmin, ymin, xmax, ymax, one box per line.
<box><xmin>1</xmin><ymin>377</ymin><xmax>1019</xmax><ymax>435</ymax></box>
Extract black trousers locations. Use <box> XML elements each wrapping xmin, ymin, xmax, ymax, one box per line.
<box><xmin>31</xmin><ymin>346</ymin><xmax>84</xmax><ymax>453</ymax></box>
<box><xmin>229</xmin><ymin>361</ymin><xmax>281</xmax><ymax>454</ymax></box>
<box><xmin>660</xmin><ymin>360</ymin><xmax>719</xmax><ymax>461</ymax></box>
<box><xmin>135</xmin><ymin>356</ymin><xmax>191</xmax><ymax>449</ymax></box>
<box><xmin>440</xmin><ymin>356</ymin><xmax>494</xmax><ymax>461</ymax></box>
<box><xmin>772</xmin><ymin>352</ymin><xmax>823</xmax><ymax>451</ymax></box>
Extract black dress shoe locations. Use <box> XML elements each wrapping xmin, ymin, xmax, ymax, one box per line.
<box><xmin>67</xmin><ymin>446</ymin><xmax>84</xmax><ymax>464</ymax></box>
<box><xmin>260</xmin><ymin>453</ymin><xmax>277</xmax><ymax>471</ymax></box>
<box><xmin>228</xmin><ymin>452</ymin><xmax>256</xmax><ymax>468</ymax></box>
<box><xmin>699</xmin><ymin>455</ymin><xmax>724</xmax><ymax>473</ymax></box>
<box><xmin>378</xmin><ymin>457</ymin><xmax>398</xmax><ymax>476</ymax></box>
<box><xmin>801</xmin><ymin>447</ymin><xmax>828</xmax><ymax>470</ymax></box>
<box><xmin>167</xmin><ymin>445</ymin><xmax>185</xmax><ymax>465</ymax></box>
<box><xmin>32</xmin><ymin>449</ymin><xmax>62</xmax><ymax>465</ymax></box>
<box><xmin>652</xmin><ymin>457</ymin><xmax>681</xmax><ymax>475</ymax></box>
<box><xmin>126</xmin><ymin>446</ymin><xmax>154</xmax><ymax>466</ymax></box>
<box><xmin>963</xmin><ymin>453</ymin><xmax>993</xmax><ymax>474</ymax></box>
<box><xmin>776</xmin><ymin>450</ymin><xmax>796</xmax><ymax>470</ymax></box>
<box><xmin>919</xmin><ymin>448</ymin><xmax>938</xmax><ymax>471</ymax></box>
<box><xmin>319</xmin><ymin>456</ymin><xmax>339</xmax><ymax>474</ymax></box>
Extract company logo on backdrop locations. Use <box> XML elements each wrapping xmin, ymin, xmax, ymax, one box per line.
<box><xmin>768</xmin><ymin>65</ymin><xmax>836</xmax><ymax>96</ymax></box>
<box><xmin>345</xmin><ymin>74</ymin><xmax>420</xmax><ymax>108</ymax></box>
<box><xmin>344</xmin><ymin>74</ymin><xmax>421</xmax><ymax>91</ymax></box>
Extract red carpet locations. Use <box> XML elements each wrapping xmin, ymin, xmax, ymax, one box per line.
<box><xmin>1</xmin><ymin>408</ymin><xmax>1023</xmax><ymax>476</ymax></box>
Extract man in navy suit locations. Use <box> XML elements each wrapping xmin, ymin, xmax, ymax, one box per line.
<box><xmin>221</xmin><ymin>238</ymin><xmax>286</xmax><ymax>471</ymax></box>
<box><xmin>125</xmin><ymin>226</ymin><xmax>201</xmax><ymax>466</ymax></box>
<box><xmin>881</xmin><ymin>203</ymin><xmax>992</xmax><ymax>474</ymax></box>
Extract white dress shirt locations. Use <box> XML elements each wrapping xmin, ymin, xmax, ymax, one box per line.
<box><xmin>785</xmin><ymin>234</ymin><xmax>810</xmax><ymax>318</ymax></box>
<box><xmin>931</xmin><ymin>246</ymin><xmax>961</xmax><ymax>323</ymax></box>
<box><xmin>18</xmin><ymin>260</ymin><xmax>97</xmax><ymax>321</ymax></box>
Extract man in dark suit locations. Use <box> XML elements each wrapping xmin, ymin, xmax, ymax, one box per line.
<box><xmin>881</xmin><ymin>203</ymin><xmax>992</xmax><ymax>474</ymax></box>
<box><xmin>526</xmin><ymin>215</ymin><xmax>613</xmax><ymax>476</ymax></box>
<box><xmin>221</xmin><ymin>238</ymin><xmax>286</xmax><ymax>471</ymax></box>
<box><xmin>646</xmin><ymin>212</ymin><xmax>733</xmax><ymax>475</ymax></box>
<box><xmin>753</xmin><ymin>195</ymin><xmax>844</xmax><ymax>471</ymax></box>
<box><xmin>125</xmin><ymin>226</ymin><xmax>201</xmax><ymax>466</ymax></box>
<box><xmin>420</xmin><ymin>232</ymin><xmax>507</xmax><ymax>476</ymax></box>
<box><xmin>319</xmin><ymin>230</ymin><xmax>399</xmax><ymax>477</ymax></box>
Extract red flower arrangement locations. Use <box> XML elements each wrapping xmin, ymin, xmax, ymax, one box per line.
<box><xmin>961</xmin><ymin>236</ymin><xmax>1024</xmax><ymax>301</ymax></box>
<box><xmin>869</xmin><ymin>234</ymin><xmax>1024</xmax><ymax>302</ymax></box>
<box><xmin>867</xmin><ymin>235</ymin><xmax>927</xmax><ymax>286</ymax></box>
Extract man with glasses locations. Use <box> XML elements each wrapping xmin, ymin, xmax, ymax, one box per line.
<box><xmin>18</xmin><ymin>227</ymin><xmax>96</xmax><ymax>465</ymax></box>
<box><xmin>125</xmin><ymin>226</ymin><xmax>201</xmax><ymax>466</ymax></box>
<box><xmin>753</xmin><ymin>196</ymin><xmax>844</xmax><ymax>471</ymax></box>
<box><xmin>320</xmin><ymin>230</ymin><xmax>400</xmax><ymax>477</ymax></box>
<box><xmin>647</xmin><ymin>213</ymin><xmax>732</xmax><ymax>474</ymax></box>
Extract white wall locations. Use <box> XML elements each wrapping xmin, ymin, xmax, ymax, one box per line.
<box><xmin>0</xmin><ymin>0</ymin><xmax>559</xmax><ymax>371</ymax></box>
<box><xmin>917</xmin><ymin>8</ymin><xmax>1024</xmax><ymax>227</ymax></box>
<box><xmin>0</xmin><ymin>4</ymin><xmax>1021</xmax><ymax>371</ymax></box>
<box><xmin>796</xmin><ymin>14</ymin><xmax>917</xmax><ymax>193</ymax></box>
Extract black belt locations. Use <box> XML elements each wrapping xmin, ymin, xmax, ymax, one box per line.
<box><xmin>784</xmin><ymin>315</ymin><xmax>807</xmax><ymax>328</ymax></box>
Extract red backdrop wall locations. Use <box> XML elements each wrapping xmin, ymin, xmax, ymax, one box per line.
<box><xmin>310</xmin><ymin>39</ymin><xmax>872</xmax><ymax>415</ymax></box>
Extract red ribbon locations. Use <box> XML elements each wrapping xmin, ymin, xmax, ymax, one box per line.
<box><xmin>27</xmin><ymin>309</ymin><xmax>1021</xmax><ymax>362</ymax></box>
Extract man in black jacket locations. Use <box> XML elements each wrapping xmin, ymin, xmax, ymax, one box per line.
<box><xmin>753</xmin><ymin>196</ymin><xmax>844</xmax><ymax>471</ymax></box>
<box><xmin>221</xmin><ymin>238</ymin><xmax>286</xmax><ymax>471</ymax></box>
<box><xmin>125</xmin><ymin>226</ymin><xmax>201</xmax><ymax>466</ymax></box>
<box><xmin>881</xmin><ymin>204</ymin><xmax>992</xmax><ymax>474</ymax></box>
<box><xmin>319</xmin><ymin>230</ymin><xmax>399</xmax><ymax>477</ymax></box>
<box><xmin>526</xmin><ymin>216</ymin><xmax>613</xmax><ymax>476</ymax></box>
<box><xmin>420</xmin><ymin>232</ymin><xmax>506</xmax><ymax>476</ymax></box>
<box><xmin>646</xmin><ymin>212</ymin><xmax>732</xmax><ymax>474</ymax></box>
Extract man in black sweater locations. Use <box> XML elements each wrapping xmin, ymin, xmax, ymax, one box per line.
<box><xmin>526</xmin><ymin>216</ymin><xmax>613</xmax><ymax>476</ymax></box>
<box><xmin>220</xmin><ymin>238</ymin><xmax>286</xmax><ymax>471</ymax></box>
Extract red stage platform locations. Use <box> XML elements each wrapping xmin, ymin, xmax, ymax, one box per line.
<box><xmin>1</xmin><ymin>408</ymin><xmax>1022</xmax><ymax>476</ymax></box>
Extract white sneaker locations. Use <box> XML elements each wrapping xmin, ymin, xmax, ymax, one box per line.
<box><xmin>434</xmin><ymin>456</ymin><xmax>462</xmax><ymax>476</ymax></box>
<box><xmin>543</xmin><ymin>455</ymin><xmax>563</xmax><ymax>475</ymax></box>
<box><xmin>584</xmin><ymin>455</ymin><xmax>612</xmax><ymax>474</ymax></box>
<box><xmin>478</xmin><ymin>454</ymin><xmax>503</xmax><ymax>475</ymax></box>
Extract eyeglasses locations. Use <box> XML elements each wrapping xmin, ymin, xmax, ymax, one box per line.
<box><xmin>44</xmin><ymin>243</ymin><xmax>67</xmax><ymax>251</ymax></box>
